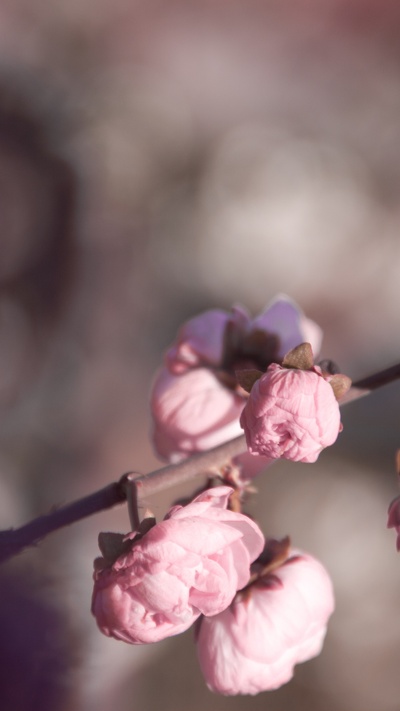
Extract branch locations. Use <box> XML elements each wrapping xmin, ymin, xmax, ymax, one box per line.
<box><xmin>340</xmin><ymin>363</ymin><xmax>400</xmax><ymax>404</ymax></box>
<box><xmin>0</xmin><ymin>434</ymin><xmax>246</xmax><ymax>564</ymax></box>
<box><xmin>1</xmin><ymin>359</ymin><xmax>400</xmax><ymax>564</ymax></box>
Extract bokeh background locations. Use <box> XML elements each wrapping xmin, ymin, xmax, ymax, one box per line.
<box><xmin>1</xmin><ymin>0</ymin><xmax>400</xmax><ymax>709</ymax></box>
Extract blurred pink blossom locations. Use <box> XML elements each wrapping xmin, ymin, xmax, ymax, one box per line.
<box><xmin>250</xmin><ymin>295</ymin><xmax>322</xmax><ymax>361</ymax></box>
<box><xmin>166</xmin><ymin>308</ymin><xmax>232</xmax><ymax>374</ymax></box>
<box><xmin>151</xmin><ymin>367</ymin><xmax>244</xmax><ymax>462</ymax></box>
<box><xmin>92</xmin><ymin>486</ymin><xmax>264</xmax><ymax>644</ymax></box>
<box><xmin>151</xmin><ymin>295</ymin><xmax>322</xmax><ymax>464</ymax></box>
<box><xmin>196</xmin><ymin>548</ymin><xmax>335</xmax><ymax>695</ymax></box>
<box><xmin>240</xmin><ymin>363</ymin><xmax>341</xmax><ymax>463</ymax></box>
<box><xmin>166</xmin><ymin>294</ymin><xmax>322</xmax><ymax>375</ymax></box>
<box><xmin>387</xmin><ymin>495</ymin><xmax>400</xmax><ymax>550</ymax></box>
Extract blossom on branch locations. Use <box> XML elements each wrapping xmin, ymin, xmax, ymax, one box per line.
<box><xmin>92</xmin><ymin>486</ymin><xmax>264</xmax><ymax>644</ymax></box>
<box><xmin>166</xmin><ymin>294</ymin><xmax>322</xmax><ymax>377</ymax></box>
<box><xmin>240</xmin><ymin>362</ymin><xmax>342</xmax><ymax>463</ymax></box>
<box><xmin>151</xmin><ymin>295</ymin><xmax>322</xmax><ymax>464</ymax></box>
<box><xmin>151</xmin><ymin>367</ymin><xmax>244</xmax><ymax>462</ymax></box>
<box><xmin>196</xmin><ymin>543</ymin><xmax>335</xmax><ymax>695</ymax></box>
<box><xmin>166</xmin><ymin>308</ymin><xmax>233</xmax><ymax>374</ymax></box>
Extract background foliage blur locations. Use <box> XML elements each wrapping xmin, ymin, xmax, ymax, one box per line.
<box><xmin>1</xmin><ymin>1</ymin><xmax>400</xmax><ymax>709</ymax></box>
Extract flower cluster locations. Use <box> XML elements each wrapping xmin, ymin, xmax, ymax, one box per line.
<box><xmin>151</xmin><ymin>294</ymin><xmax>348</xmax><ymax>475</ymax></box>
<box><xmin>92</xmin><ymin>295</ymin><xmax>348</xmax><ymax>696</ymax></box>
<box><xmin>151</xmin><ymin>296</ymin><xmax>323</xmax><ymax>463</ymax></box>
<box><xmin>92</xmin><ymin>487</ymin><xmax>335</xmax><ymax>694</ymax></box>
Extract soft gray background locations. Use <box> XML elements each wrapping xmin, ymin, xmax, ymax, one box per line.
<box><xmin>0</xmin><ymin>1</ymin><xmax>400</xmax><ymax>710</ymax></box>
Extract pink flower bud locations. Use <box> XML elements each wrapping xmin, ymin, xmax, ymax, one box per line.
<box><xmin>196</xmin><ymin>550</ymin><xmax>335</xmax><ymax>695</ymax></box>
<box><xmin>240</xmin><ymin>363</ymin><xmax>341</xmax><ymax>463</ymax></box>
<box><xmin>151</xmin><ymin>367</ymin><xmax>244</xmax><ymax>462</ymax></box>
<box><xmin>92</xmin><ymin>486</ymin><xmax>265</xmax><ymax>644</ymax></box>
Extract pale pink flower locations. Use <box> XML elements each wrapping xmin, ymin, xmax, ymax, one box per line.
<box><xmin>240</xmin><ymin>363</ymin><xmax>341</xmax><ymax>463</ymax></box>
<box><xmin>387</xmin><ymin>495</ymin><xmax>400</xmax><ymax>551</ymax></box>
<box><xmin>165</xmin><ymin>294</ymin><xmax>322</xmax><ymax>375</ymax></box>
<box><xmin>151</xmin><ymin>367</ymin><xmax>244</xmax><ymax>462</ymax></box>
<box><xmin>166</xmin><ymin>309</ymin><xmax>232</xmax><ymax>374</ymax></box>
<box><xmin>250</xmin><ymin>294</ymin><xmax>322</xmax><ymax>361</ymax></box>
<box><xmin>152</xmin><ymin>295</ymin><xmax>322</xmax><ymax>465</ymax></box>
<box><xmin>92</xmin><ymin>486</ymin><xmax>265</xmax><ymax>644</ymax></box>
<box><xmin>196</xmin><ymin>549</ymin><xmax>335</xmax><ymax>695</ymax></box>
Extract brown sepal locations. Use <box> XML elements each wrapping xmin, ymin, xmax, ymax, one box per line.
<box><xmin>98</xmin><ymin>531</ymin><xmax>133</xmax><ymax>565</ymax></box>
<box><xmin>235</xmin><ymin>368</ymin><xmax>263</xmax><ymax>393</ymax></box>
<box><xmin>227</xmin><ymin>488</ymin><xmax>242</xmax><ymax>513</ymax></box>
<box><xmin>282</xmin><ymin>342</ymin><xmax>314</xmax><ymax>370</ymax></box>
<box><xmin>137</xmin><ymin>511</ymin><xmax>156</xmax><ymax>536</ymax></box>
<box><xmin>237</xmin><ymin>536</ymin><xmax>292</xmax><ymax>601</ymax></box>
<box><xmin>256</xmin><ymin>536</ymin><xmax>292</xmax><ymax>575</ymax></box>
<box><xmin>329</xmin><ymin>374</ymin><xmax>352</xmax><ymax>401</ymax></box>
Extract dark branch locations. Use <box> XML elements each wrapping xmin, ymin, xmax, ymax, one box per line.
<box><xmin>0</xmin><ymin>481</ymin><xmax>127</xmax><ymax>564</ymax></box>
<box><xmin>1</xmin><ymin>358</ymin><xmax>400</xmax><ymax>564</ymax></box>
<box><xmin>0</xmin><ymin>435</ymin><xmax>247</xmax><ymax>564</ymax></box>
<box><xmin>352</xmin><ymin>363</ymin><xmax>400</xmax><ymax>391</ymax></box>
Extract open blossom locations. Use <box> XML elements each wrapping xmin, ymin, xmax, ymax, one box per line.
<box><xmin>151</xmin><ymin>295</ymin><xmax>322</xmax><ymax>463</ymax></box>
<box><xmin>196</xmin><ymin>548</ymin><xmax>335</xmax><ymax>695</ymax></box>
<box><xmin>92</xmin><ymin>487</ymin><xmax>264</xmax><ymax>644</ymax></box>
<box><xmin>166</xmin><ymin>294</ymin><xmax>322</xmax><ymax>375</ymax></box>
<box><xmin>240</xmin><ymin>363</ymin><xmax>341</xmax><ymax>463</ymax></box>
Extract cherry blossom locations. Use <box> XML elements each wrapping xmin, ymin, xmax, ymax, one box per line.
<box><xmin>240</xmin><ymin>363</ymin><xmax>341</xmax><ymax>463</ymax></box>
<box><xmin>92</xmin><ymin>486</ymin><xmax>264</xmax><ymax>644</ymax></box>
<box><xmin>151</xmin><ymin>295</ymin><xmax>322</xmax><ymax>465</ymax></box>
<box><xmin>196</xmin><ymin>546</ymin><xmax>334</xmax><ymax>695</ymax></box>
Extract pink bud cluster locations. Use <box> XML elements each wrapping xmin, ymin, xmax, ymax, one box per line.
<box><xmin>150</xmin><ymin>295</ymin><xmax>324</xmax><ymax>467</ymax></box>
<box><xmin>92</xmin><ymin>487</ymin><xmax>335</xmax><ymax>694</ymax></box>
<box><xmin>150</xmin><ymin>294</ymin><xmax>347</xmax><ymax>481</ymax></box>
<box><xmin>92</xmin><ymin>296</ymin><xmax>345</xmax><ymax>695</ymax></box>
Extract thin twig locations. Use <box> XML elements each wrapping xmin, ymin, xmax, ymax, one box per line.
<box><xmin>0</xmin><ymin>480</ymin><xmax>127</xmax><ymax>564</ymax></box>
<box><xmin>1</xmin><ymin>359</ymin><xmax>400</xmax><ymax>564</ymax></box>
<box><xmin>338</xmin><ymin>363</ymin><xmax>400</xmax><ymax>405</ymax></box>
<box><xmin>0</xmin><ymin>435</ymin><xmax>246</xmax><ymax>564</ymax></box>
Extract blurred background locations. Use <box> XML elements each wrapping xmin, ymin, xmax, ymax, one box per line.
<box><xmin>0</xmin><ymin>0</ymin><xmax>400</xmax><ymax>709</ymax></box>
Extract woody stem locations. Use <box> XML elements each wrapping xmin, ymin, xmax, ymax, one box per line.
<box><xmin>0</xmin><ymin>359</ymin><xmax>399</xmax><ymax>563</ymax></box>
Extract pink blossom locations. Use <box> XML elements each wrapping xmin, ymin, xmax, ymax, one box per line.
<box><xmin>92</xmin><ymin>486</ymin><xmax>265</xmax><ymax>644</ymax></box>
<box><xmin>165</xmin><ymin>295</ymin><xmax>322</xmax><ymax>375</ymax></box>
<box><xmin>240</xmin><ymin>363</ymin><xmax>341</xmax><ymax>463</ymax></box>
<box><xmin>151</xmin><ymin>367</ymin><xmax>244</xmax><ymax>462</ymax></box>
<box><xmin>251</xmin><ymin>294</ymin><xmax>322</xmax><ymax>361</ymax></box>
<box><xmin>166</xmin><ymin>309</ymin><xmax>231</xmax><ymax>374</ymax></box>
<box><xmin>387</xmin><ymin>495</ymin><xmax>400</xmax><ymax>550</ymax></box>
<box><xmin>196</xmin><ymin>549</ymin><xmax>335</xmax><ymax>695</ymax></box>
<box><xmin>151</xmin><ymin>295</ymin><xmax>322</xmax><ymax>465</ymax></box>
